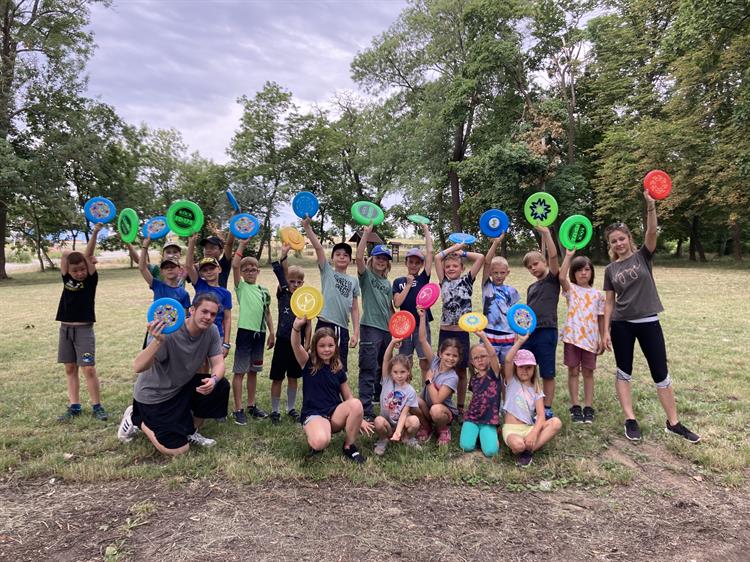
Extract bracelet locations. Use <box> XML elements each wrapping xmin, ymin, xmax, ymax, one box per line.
<box><xmin>647</xmin><ymin>206</ymin><xmax>656</xmax><ymax>212</ymax></box>
<box><xmin>461</xmin><ymin>251</ymin><xmax>467</xmax><ymax>257</ymax></box>
<box><xmin>222</xmin><ymin>342</ymin><xmax>231</xmax><ymax>349</ymax></box>
<box><xmin>440</xmin><ymin>251</ymin><xmax>446</xmax><ymax>258</ymax></box>
<box><xmin>235</xmin><ymin>251</ymin><xmax>243</xmax><ymax>258</ymax></box>
<box><xmin>210</xmin><ymin>375</ymin><xmax>218</xmax><ymax>385</ymax></box>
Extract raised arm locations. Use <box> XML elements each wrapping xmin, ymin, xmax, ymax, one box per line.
<box><xmin>477</xmin><ymin>331</ymin><xmax>501</xmax><ymax>375</ymax></box>
<box><xmin>558</xmin><ymin>248</ymin><xmax>575</xmax><ymax>293</ymax></box>
<box><xmin>382</xmin><ymin>337</ymin><xmax>401</xmax><ymax>379</ymax></box>
<box><xmin>185</xmin><ymin>234</ymin><xmax>199</xmax><ymax>284</ymax></box>
<box><xmin>126</xmin><ymin>243</ymin><xmax>141</xmax><ymax>265</ymax></box>
<box><xmin>434</xmin><ymin>242</ymin><xmax>465</xmax><ymax>283</ymax></box>
<box><xmin>280</xmin><ymin>243</ymin><xmax>290</xmax><ymax>278</ymax></box>
<box><xmin>138</xmin><ymin>237</ymin><xmax>154</xmax><ymax>286</ymax></box>
<box><xmin>467</xmin><ymin>251</ymin><xmax>485</xmax><ymax>281</ymax></box>
<box><xmin>291</xmin><ymin>317</ymin><xmax>310</xmax><ymax>367</ymax></box>
<box><xmin>85</xmin><ymin>223</ymin><xmax>103</xmax><ymax>274</ymax></box>
<box><xmin>356</xmin><ymin>222</ymin><xmax>373</xmax><ymax>275</ymax></box>
<box><xmin>232</xmin><ymin>239</ymin><xmax>248</xmax><ymax>288</ymax></box>
<box><xmin>535</xmin><ymin>225</ymin><xmax>558</xmax><ymax>276</ymax></box>
<box><xmin>643</xmin><ymin>190</ymin><xmax>657</xmax><ymax>253</ymax></box>
<box><xmin>416</xmin><ymin>307</ymin><xmax>433</xmax><ymax>364</ymax></box>
<box><xmin>504</xmin><ymin>333</ymin><xmax>529</xmax><ymax>384</ymax></box>
<box><xmin>422</xmin><ymin>224</ymin><xmax>434</xmax><ymax>276</ymax></box>
<box><xmin>302</xmin><ymin>217</ymin><xmax>326</xmax><ymax>266</ymax></box>
<box><xmin>482</xmin><ymin>235</ymin><xmax>503</xmax><ymax>284</ymax></box>
<box><xmin>223</xmin><ymin>231</ymin><xmax>235</xmax><ymax>262</ymax></box>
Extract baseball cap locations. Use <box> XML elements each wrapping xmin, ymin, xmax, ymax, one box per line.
<box><xmin>331</xmin><ymin>242</ymin><xmax>352</xmax><ymax>258</ymax></box>
<box><xmin>200</xmin><ymin>236</ymin><xmax>224</xmax><ymax>249</ymax></box>
<box><xmin>370</xmin><ymin>245</ymin><xmax>392</xmax><ymax>260</ymax></box>
<box><xmin>198</xmin><ymin>257</ymin><xmax>220</xmax><ymax>270</ymax></box>
<box><xmin>513</xmin><ymin>349</ymin><xmax>537</xmax><ymax>367</ymax></box>
<box><xmin>160</xmin><ymin>256</ymin><xmax>181</xmax><ymax>269</ymax></box>
<box><xmin>405</xmin><ymin>248</ymin><xmax>425</xmax><ymax>260</ymax></box>
<box><xmin>163</xmin><ymin>242</ymin><xmax>182</xmax><ymax>253</ymax></box>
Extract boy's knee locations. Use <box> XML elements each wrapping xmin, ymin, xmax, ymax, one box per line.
<box><xmin>64</xmin><ymin>363</ymin><xmax>77</xmax><ymax>375</ymax></box>
<box><xmin>308</xmin><ymin>434</ymin><xmax>330</xmax><ymax>451</ymax></box>
<box><xmin>81</xmin><ymin>366</ymin><xmax>97</xmax><ymax>378</ymax></box>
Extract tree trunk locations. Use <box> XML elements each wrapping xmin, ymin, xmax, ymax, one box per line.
<box><xmin>688</xmin><ymin>216</ymin><xmax>707</xmax><ymax>262</ymax></box>
<box><xmin>0</xmin><ymin>199</ymin><xmax>7</xmax><ymax>279</ymax></box>
<box><xmin>731</xmin><ymin>219</ymin><xmax>742</xmax><ymax>261</ymax></box>
<box><xmin>674</xmin><ymin>238</ymin><xmax>683</xmax><ymax>258</ymax></box>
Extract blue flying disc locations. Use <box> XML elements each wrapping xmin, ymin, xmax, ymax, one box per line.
<box><xmin>230</xmin><ymin>213</ymin><xmax>260</xmax><ymax>239</ymax></box>
<box><xmin>507</xmin><ymin>303</ymin><xmax>537</xmax><ymax>335</ymax></box>
<box><xmin>147</xmin><ymin>297</ymin><xmax>185</xmax><ymax>335</ymax></box>
<box><xmin>479</xmin><ymin>209</ymin><xmax>509</xmax><ymax>238</ymax></box>
<box><xmin>84</xmin><ymin>197</ymin><xmax>116</xmax><ymax>224</ymax></box>
<box><xmin>141</xmin><ymin>216</ymin><xmax>170</xmax><ymax>240</ymax></box>
<box><xmin>292</xmin><ymin>191</ymin><xmax>319</xmax><ymax>219</ymax></box>
<box><xmin>448</xmin><ymin>232</ymin><xmax>477</xmax><ymax>245</ymax></box>
<box><xmin>226</xmin><ymin>189</ymin><xmax>240</xmax><ymax>212</ymax></box>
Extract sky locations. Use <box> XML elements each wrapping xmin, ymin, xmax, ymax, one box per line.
<box><xmin>85</xmin><ymin>0</ymin><xmax>408</xmax><ymax>163</ymax></box>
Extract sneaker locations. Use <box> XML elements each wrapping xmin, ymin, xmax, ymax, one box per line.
<box><xmin>92</xmin><ymin>405</ymin><xmax>108</xmax><ymax>421</ymax></box>
<box><xmin>417</xmin><ymin>423</ymin><xmax>433</xmax><ymax>443</ymax></box>
<box><xmin>665</xmin><ymin>420</ymin><xmax>701</xmax><ymax>443</ymax></box>
<box><xmin>343</xmin><ymin>443</ymin><xmax>366</xmax><ymax>464</ymax></box>
<box><xmin>57</xmin><ymin>405</ymin><xmax>82</xmax><ymax>422</ymax></box>
<box><xmin>404</xmin><ymin>437</ymin><xmax>422</xmax><ymax>450</ymax></box>
<box><xmin>187</xmin><ymin>431</ymin><xmax>216</xmax><ymax>448</ymax></box>
<box><xmin>270</xmin><ymin>411</ymin><xmax>281</xmax><ymax>425</ymax></box>
<box><xmin>624</xmin><ymin>418</ymin><xmax>642</xmax><ymax>441</ymax></box>
<box><xmin>363</xmin><ymin>413</ymin><xmax>376</xmax><ymax>423</ymax></box>
<box><xmin>247</xmin><ymin>404</ymin><xmax>268</xmax><ymax>419</ymax></box>
<box><xmin>569</xmin><ymin>405</ymin><xmax>584</xmax><ymax>423</ymax></box>
<box><xmin>117</xmin><ymin>405</ymin><xmax>140</xmax><ymax>443</ymax></box>
<box><xmin>232</xmin><ymin>408</ymin><xmax>247</xmax><ymax>426</ymax></box>
<box><xmin>374</xmin><ymin>439</ymin><xmax>389</xmax><ymax>456</ymax></box>
<box><xmin>583</xmin><ymin>406</ymin><xmax>595</xmax><ymax>424</ymax></box>
<box><xmin>436</xmin><ymin>426</ymin><xmax>452</xmax><ymax>446</ymax></box>
<box><xmin>287</xmin><ymin>409</ymin><xmax>300</xmax><ymax>422</ymax></box>
<box><xmin>516</xmin><ymin>449</ymin><xmax>534</xmax><ymax>468</ymax></box>
<box><xmin>544</xmin><ymin>406</ymin><xmax>554</xmax><ymax>420</ymax></box>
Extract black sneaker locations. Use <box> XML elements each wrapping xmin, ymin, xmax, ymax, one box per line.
<box><xmin>624</xmin><ymin>419</ymin><xmax>642</xmax><ymax>441</ymax></box>
<box><xmin>569</xmin><ymin>405</ymin><xmax>584</xmax><ymax>423</ymax></box>
<box><xmin>665</xmin><ymin>420</ymin><xmax>701</xmax><ymax>443</ymax></box>
<box><xmin>232</xmin><ymin>408</ymin><xmax>247</xmax><ymax>426</ymax></box>
<box><xmin>58</xmin><ymin>405</ymin><xmax>82</xmax><ymax>422</ymax></box>
<box><xmin>270</xmin><ymin>411</ymin><xmax>281</xmax><ymax>425</ymax></box>
<box><xmin>583</xmin><ymin>406</ymin><xmax>595</xmax><ymax>424</ymax></box>
<box><xmin>343</xmin><ymin>443</ymin><xmax>366</xmax><ymax>464</ymax></box>
<box><xmin>287</xmin><ymin>409</ymin><xmax>300</xmax><ymax>422</ymax></box>
<box><xmin>544</xmin><ymin>406</ymin><xmax>554</xmax><ymax>420</ymax></box>
<box><xmin>247</xmin><ymin>404</ymin><xmax>268</xmax><ymax>419</ymax></box>
<box><xmin>516</xmin><ymin>449</ymin><xmax>534</xmax><ymax>468</ymax></box>
<box><xmin>363</xmin><ymin>413</ymin><xmax>375</xmax><ymax>423</ymax></box>
<box><xmin>92</xmin><ymin>405</ymin><xmax>108</xmax><ymax>421</ymax></box>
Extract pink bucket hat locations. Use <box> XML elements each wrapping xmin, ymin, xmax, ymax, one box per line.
<box><xmin>513</xmin><ymin>349</ymin><xmax>537</xmax><ymax>367</ymax></box>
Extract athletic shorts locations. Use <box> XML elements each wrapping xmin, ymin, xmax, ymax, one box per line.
<box><xmin>521</xmin><ymin>327</ymin><xmax>557</xmax><ymax>379</ymax></box>
<box><xmin>233</xmin><ymin>328</ymin><xmax>265</xmax><ymax>373</ymax></box>
<box><xmin>269</xmin><ymin>338</ymin><xmax>302</xmax><ymax>380</ymax></box>
<box><xmin>563</xmin><ymin>342</ymin><xmax>597</xmax><ymax>370</ymax></box>
<box><xmin>501</xmin><ymin>423</ymin><xmax>533</xmax><ymax>446</ymax></box>
<box><xmin>438</xmin><ymin>329</ymin><xmax>470</xmax><ymax>370</ymax></box>
<box><xmin>398</xmin><ymin>322</ymin><xmax>432</xmax><ymax>360</ymax></box>
<box><xmin>57</xmin><ymin>324</ymin><xmax>96</xmax><ymax>366</ymax></box>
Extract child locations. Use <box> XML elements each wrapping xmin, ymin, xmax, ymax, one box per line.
<box><xmin>414</xmin><ymin>308</ymin><xmax>460</xmax><ymax>445</ymax></box>
<box><xmin>482</xmin><ymin>234</ymin><xmax>520</xmax><ymax>364</ymax></box>
<box><xmin>302</xmin><ymin>217</ymin><xmax>360</xmax><ymax>369</ymax></box>
<box><xmin>127</xmin><ymin>239</ymin><xmax>186</xmax><ymax>287</ymax></box>
<box><xmin>55</xmin><ymin>223</ymin><xmax>108</xmax><ymax>421</ymax></box>
<box><xmin>522</xmin><ymin>225</ymin><xmax>560</xmax><ymax>419</ymax></box>
<box><xmin>373</xmin><ymin>338</ymin><xmax>421</xmax><ymax>455</ymax></box>
<box><xmin>503</xmin><ymin>334</ymin><xmax>562</xmax><ymax>467</ymax></box>
<box><xmin>459</xmin><ymin>331</ymin><xmax>503</xmax><ymax>457</ymax></box>
<box><xmin>356</xmin><ymin>222</ymin><xmax>394</xmax><ymax>421</ymax></box>
<box><xmin>435</xmin><ymin>241</ymin><xmax>485</xmax><ymax>417</ymax></box>
<box><xmin>392</xmin><ymin>223</ymin><xmax>434</xmax><ymax>375</ymax></box>
<box><xmin>291</xmin><ymin>317</ymin><xmax>374</xmax><ymax>463</ymax></box>
<box><xmin>199</xmin><ymin>232</ymin><xmax>234</xmax><ymax>289</ymax></box>
<box><xmin>229</xmin><ymin>238</ymin><xmax>275</xmax><ymax>424</ymax></box>
<box><xmin>559</xmin><ymin>248</ymin><xmax>605</xmax><ymax>423</ymax></box>
<box><xmin>269</xmin><ymin>244</ymin><xmax>312</xmax><ymax>424</ymax></box>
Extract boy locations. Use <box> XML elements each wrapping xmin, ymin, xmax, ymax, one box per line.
<box><xmin>199</xmin><ymin>232</ymin><xmax>234</xmax><ymax>289</ymax></box>
<box><xmin>522</xmin><ymin>225</ymin><xmax>560</xmax><ymax>420</ymax></box>
<box><xmin>269</xmin><ymin>243</ymin><xmax>312</xmax><ymax>424</ymax></box>
<box><xmin>302</xmin><ymin>217</ymin><xmax>360</xmax><ymax>370</ymax></box>
<box><xmin>56</xmin><ymin>223</ymin><xmax>108</xmax><ymax>421</ymax></box>
<box><xmin>482</xmin><ymin>234</ymin><xmax>520</xmax><ymax>364</ymax></box>
<box><xmin>127</xmin><ymin>239</ymin><xmax>186</xmax><ymax>287</ymax></box>
<box><xmin>230</xmin><ymin>238</ymin><xmax>274</xmax><ymax>424</ymax></box>
<box><xmin>392</xmin><ymin>223</ymin><xmax>433</xmax><ymax>375</ymax></box>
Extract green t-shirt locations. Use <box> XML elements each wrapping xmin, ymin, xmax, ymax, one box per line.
<box><xmin>235</xmin><ymin>280</ymin><xmax>270</xmax><ymax>332</ymax></box>
<box><xmin>359</xmin><ymin>268</ymin><xmax>393</xmax><ymax>331</ymax></box>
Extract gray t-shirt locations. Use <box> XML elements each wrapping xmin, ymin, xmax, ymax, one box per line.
<box><xmin>319</xmin><ymin>261</ymin><xmax>360</xmax><ymax>329</ymax></box>
<box><xmin>502</xmin><ymin>375</ymin><xmax>544</xmax><ymax>425</ymax></box>
<box><xmin>133</xmin><ymin>323</ymin><xmax>222</xmax><ymax>405</ymax></box>
<box><xmin>379</xmin><ymin>376</ymin><xmax>418</xmax><ymax>425</ymax></box>
<box><xmin>359</xmin><ymin>268</ymin><xmax>393</xmax><ymax>332</ymax></box>
<box><xmin>526</xmin><ymin>271</ymin><xmax>560</xmax><ymax>329</ymax></box>
<box><xmin>421</xmin><ymin>356</ymin><xmax>459</xmax><ymax>415</ymax></box>
<box><xmin>603</xmin><ymin>246</ymin><xmax>664</xmax><ymax>321</ymax></box>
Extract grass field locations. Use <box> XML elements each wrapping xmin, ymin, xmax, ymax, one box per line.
<box><xmin>1</xmin><ymin>256</ymin><xmax>748</xmax><ymax>490</ymax></box>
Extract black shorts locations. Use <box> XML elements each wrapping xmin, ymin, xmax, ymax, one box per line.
<box><xmin>269</xmin><ymin>338</ymin><xmax>302</xmax><ymax>381</ymax></box>
<box><xmin>131</xmin><ymin>374</ymin><xmax>230</xmax><ymax>450</ymax></box>
<box><xmin>233</xmin><ymin>328</ymin><xmax>266</xmax><ymax>373</ymax></box>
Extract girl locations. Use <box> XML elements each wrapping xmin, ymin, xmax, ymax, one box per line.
<box><xmin>559</xmin><ymin>248</ymin><xmax>606</xmax><ymax>424</ymax></box>
<box><xmin>459</xmin><ymin>331</ymin><xmax>503</xmax><ymax>457</ymax></box>
<box><xmin>603</xmin><ymin>190</ymin><xmax>700</xmax><ymax>443</ymax></box>
<box><xmin>373</xmin><ymin>338</ymin><xmax>421</xmax><ymax>456</ymax></box>
<box><xmin>291</xmin><ymin>317</ymin><xmax>374</xmax><ymax>462</ymax></box>
<box><xmin>415</xmin><ymin>308</ymin><xmax>460</xmax><ymax>445</ymax></box>
<box><xmin>502</xmin><ymin>334</ymin><xmax>562</xmax><ymax>467</ymax></box>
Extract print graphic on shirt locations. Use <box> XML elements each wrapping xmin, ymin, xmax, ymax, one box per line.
<box><xmin>335</xmin><ymin>275</ymin><xmax>353</xmax><ymax>298</ymax></box>
<box><xmin>64</xmin><ymin>279</ymin><xmax>86</xmax><ymax>292</ymax></box>
<box><xmin>442</xmin><ymin>278</ymin><xmax>472</xmax><ymax>324</ymax></box>
<box><xmin>615</xmin><ymin>260</ymin><xmax>642</xmax><ymax>285</ymax></box>
<box><xmin>384</xmin><ymin>389</ymin><xmax>407</xmax><ymax>417</ymax></box>
<box><xmin>513</xmin><ymin>388</ymin><xmax>535</xmax><ymax>419</ymax></box>
<box><xmin>487</xmin><ymin>286</ymin><xmax>512</xmax><ymax>328</ymax></box>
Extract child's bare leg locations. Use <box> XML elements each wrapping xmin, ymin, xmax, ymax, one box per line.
<box><xmin>246</xmin><ymin>372</ymin><xmax>257</xmax><ymax>406</ymax></box>
<box><xmin>374</xmin><ymin>416</ymin><xmax>393</xmax><ymax>439</ymax></box>
<box><xmin>404</xmin><ymin>415</ymin><xmax>420</xmax><ymax>437</ymax></box>
<box><xmin>456</xmin><ymin>367</ymin><xmax>467</xmax><ymax>410</ymax></box>
<box><xmin>304</xmin><ymin>417</ymin><xmax>332</xmax><ymax>451</ymax></box>
<box><xmin>505</xmin><ymin>433</ymin><xmax>527</xmax><ymax>454</ymax></box>
<box><xmin>582</xmin><ymin>368</ymin><xmax>595</xmax><ymax>407</ymax></box>
<box><xmin>81</xmin><ymin>365</ymin><xmax>101</xmax><ymax>404</ymax></box>
<box><xmin>543</xmin><ymin>378</ymin><xmax>555</xmax><ymax>408</ymax></box>
<box><xmin>532</xmin><ymin>417</ymin><xmax>562</xmax><ymax>451</ymax></box>
<box><xmin>271</xmin><ymin>380</ymin><xmax>282</xmax><ymax>402</ymax></box>
<box><xmin>567</xmin><ymin>366</ymin><xmax>580</xmax><ymax>406</ymax></box>
<box><xmin>140</xmin><ymin>421</ymin><xmax>189</xmax><ymax>457</ymax></box>
<box><xmin>232</xmin><ymin>373</ymin><xmax>244</xmax><ymax>411</ymax></box>
<box><xmin>415</xmin><ymin>399</ymin><xmax>429</xmax><ymax>423</ymax></box>
<box><xmin>64</xmin><ymin>363</ymin><xmax>80</xmax><ymax>404</ymax></box>
<box><xmin>429</xmin><ymin>404</ymin><xmax>451</xmax><ymax>428</ymax></box>
<box><xmin>331</xmin><ymin>398</ymin><xmax>363</xmax><ymax>447</ymax></box>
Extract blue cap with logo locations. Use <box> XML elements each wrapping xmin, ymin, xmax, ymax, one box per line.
<box><xmin>370</xmin><ymin>244</ymin><xmax>392</xmax><ymax>260</ymax></box>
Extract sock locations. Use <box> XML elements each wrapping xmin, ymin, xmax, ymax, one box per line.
<box><xmin>70</xmin><ymin>403</ymin><xmax>82</xmax><ymax>412</ymax></box>
<box><xmin>287</xmin><ymin>387</ymin><xmax>297</xmax><ymax>411</ymax></box>
<box><xmin>271</xmin><ymin>397</ymin><xmax>280</xmax><ymax>414</ymax></box>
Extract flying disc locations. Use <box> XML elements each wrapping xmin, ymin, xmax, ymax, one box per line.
<box><xmin>147</xmin><ymin>297</ymin><xmax>186</xmax><ymax>335</ymax></box>
<box><xmin>230</xmin><ymin>213</ymin><xmax>260</xmax><ymax>240</ymax></box>
<box><xmin>559</xmin><ymin>214</ymin><xmax>593</xmax><ymax>250</ymax></box>
<box><xmin>524</xmin><ymin>192</ymin><xmax>558</xmax><ymax>226</ymax></box>
<box><xmin>166</xmin><ymin>200</ymin><xmax>204</xmax><ymax>237</ymax></box>
<box><xmin>84</xmin><ymin>197</ymin><xmax>116</xmax><ymax>224</ymax></box>
<box><xmin>389</xmin><ymin>310</ymin><xmax>416</xmax><ymax>339</ymax></box>
<box><xmin>292</xmin><ymin>191</ymin><xmax>319</xmax><ymax>219</ymax></box>
<box><xmin>280</xmin><ymin>226</ymin><xmax>305</xmax><ymax>251</ymax></box>
<box><xmin>458</xmin><ymin>312</ymin><xmax>488</xmax><ymax>333</ymax></box>
<box><xmin>643</xmin><ymin>170</ymin><xmax>672</xmax><ymax>200</ymax></box>
<box><xmin>415</xmin><ymin>282</ymin><xmax>441</xmax><ymax>308</ymax></box>
<box><xmin>226</xmin><ymin>189</ymin><xmax>241</xmax><ymax>212</ymax></box>
<box><xmin>142</xmin><ymin>216</ymin><xmax>170</xmax><ymax>240</ymax></box>
<box><xmin>351</xmin><ymin>200</ymin><xmax>385</xmax><ymax>226</ymax></box>
<box><xmin>117</xmin><ymin>208</ymin><xmax>139</xmax><ymax>244</ymax></box>
<box><xmin>448</xmin><ymin>232</ymin><xmax>476</xmax><ymax>245</ymax></box>
<box><xmin>407</xmin><ymin>214</ymin><xmax>431</xmax><ymax>225</ymax></box>
<box><xmin>290</xmin><ymin>286</ymin><xmax>324</xmax><ymax>320</ymax></box>
<box><xmin>479</xmin><ymin>209</ymin><xmax>509</xmax><ymax>238</ymax></box>
<box><xmin>507</xmin><ymin>303</ymin><xmax>537</xmax><ymax>335</ymax></box>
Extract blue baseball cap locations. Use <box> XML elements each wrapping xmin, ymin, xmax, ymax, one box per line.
<box><xmin>370</xmin><ymin>244</ymin><xmax>392</xmax><ymax>260</ymax></box>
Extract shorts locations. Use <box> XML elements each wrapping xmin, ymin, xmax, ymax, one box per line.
<box><xmin>398</xmin><ymin>322</ymin><xmax>432</xmax><ymax>360</ymax></box>
<box><xmin>57</xmin><ymin>324</ymin><xmax>96</xmax><ymax>366</ymax></box>
<box><xmin>269</xmin><ymin>338</ymin><xmax>302</xmax><ymax>380</ymax></box>
<box><xmin>438</xmin><ymin>329</ymin><xmax>470</xmax><ymax>370</ymax></box>
<box><xmin>316</xmin><ymin>319</ymin><xmax>350</xmax><ymax>368</ymax></box>
<box><xmin>494</xmin><ymin>343</ymin><xmax>513</xmax><ymax>364</ymax></box>
<box><xmin>233</xmin><ymin>328</ymin><xmax>265</xmax><ymax>373</ymax></box>
<box><xmin>563</xmin><ymin>342</ymin><xmax>597</xmax><ymax>370</ymax></box>
<box><xmin>521</xmin><ymin>327</ymin><xmax>557</xmax><ymax>379</ymax></box>
<box><xmin>501</xmin><ymin>423</ymin><xmax>533</xmax><ymax>446</ymax></box>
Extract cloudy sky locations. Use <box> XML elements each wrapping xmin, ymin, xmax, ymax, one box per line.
<box><xmin>85</xmin><ymin>0</ymin><xmax>408</xmax><ymax>162</ymax></box>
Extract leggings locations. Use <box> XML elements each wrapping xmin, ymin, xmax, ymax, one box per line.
<box><xmin>609</xmin><ymin>320</ymin><xmax>668</xmax><ymax>384</ymax></box>
<box><xmin>459</xmin><ymin>421</ymin><xmax>499</xmax><ymax>457</ymax></box>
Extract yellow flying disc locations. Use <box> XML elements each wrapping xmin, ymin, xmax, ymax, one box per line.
<box><xmin>458</xmin><ymin>312</ymin><xmax>488</xmax><ymax>333</ymax></box>
<box><xmin>280</xmin><ymin>226</ymin><xmax>306</xmax><ymax>251</ymax></box>
<box><xmin>290</xmin><ymin>286</ymin><xmax>324</xmax><ymax>320</ymax></box>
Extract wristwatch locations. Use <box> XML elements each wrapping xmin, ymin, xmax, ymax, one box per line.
<box><xmin>424</xmin><ymin>379</ymin><xmax>432</xmax><ymax>386</ymax></box>
<box><xmin>222</xmin><ymin>342</ymin><xmax>231</xmax><ymax>349</ymax></box>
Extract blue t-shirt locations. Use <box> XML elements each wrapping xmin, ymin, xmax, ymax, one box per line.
<box><xmin>193</xmin><ymin>278</ymin><xmax>233</xmax><ymax>337</ymax></box>
<box><xmin>300</xmin><ymin>361</ymin><xmax>347</xmax><ymax>423</ymax></box>
<box><xmin>482</xmin><ymin>280</ymin><xmax>520</xmax><ymax>343</ymax></box>
<box><xmin>392</xmin><ymin>270</ymin><xmax>433</xmax><ymax>324</ymax></box>
<box><xmin>151</xmin><ymin>278</ymin><xmax>191</xmax><ymax>311</ymax></box>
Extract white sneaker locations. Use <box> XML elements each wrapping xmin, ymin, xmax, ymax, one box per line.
<box><xmin>187</xmin><ymin>431</ymin><xmax>216</xmax><ymax>448</ymax></box>
<box><xmin>117</xmin><ymin>405</ymin><xmax>139</xmax><ymax>443</ymax></box>
<box><xmin>404</xmin><ymin>437</ymin><xmax>422</xmax><ymax>450</ymax></box>
<box><xmin>374</xmin><ymin>439</ymin><xmax>389</xmax><ymax>456</ymax></box>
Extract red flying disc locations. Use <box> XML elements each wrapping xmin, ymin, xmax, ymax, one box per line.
<box><xmin>415</xmin><ymin>283</ymin><xmax>440</xmax><ymax>309</ymax></box>
<box><xmin>389</xmin><ymin>311</ymin><xmax>416</xmax><ymax>340</ymax></box>
<box><xmin>643</xmin><ymin>170</ymin><xmax>672</xmax><ymax>200</ymax></box>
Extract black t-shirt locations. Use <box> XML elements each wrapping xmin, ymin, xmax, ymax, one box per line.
<box><xmin>272</xmin><ymin>260</ymin><xmax>300</xmax><ymax>341</ymax></box>
<box><xmin>56</xmin><ymin>271</ymin><xmax>98</xmax><ymax>323</ymax></box>
<box><xmin>527</xmin><ymin>271</ymin><xmax>560</xmax><ymax>329</ymax></box>
<box><xmin>392</xmin><ymin>270</ymin><xmax>433</xmax><ymax>324</ymax></box>
<box><xmin>218</xmin><ymin>255</ymin><xmax>230</xmax><ymax>288</ymax></box>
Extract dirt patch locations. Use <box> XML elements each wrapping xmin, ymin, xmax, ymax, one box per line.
<box><xmin>1</xmin><ymin>446</ymin><xmax>749</xmax><ymax>561</ymax></box>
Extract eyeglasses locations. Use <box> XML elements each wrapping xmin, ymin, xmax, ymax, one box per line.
<box><xmin>242</xmin><ymin>268</ymin><xmax>260</xmax><ymax>273</ymax></box>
